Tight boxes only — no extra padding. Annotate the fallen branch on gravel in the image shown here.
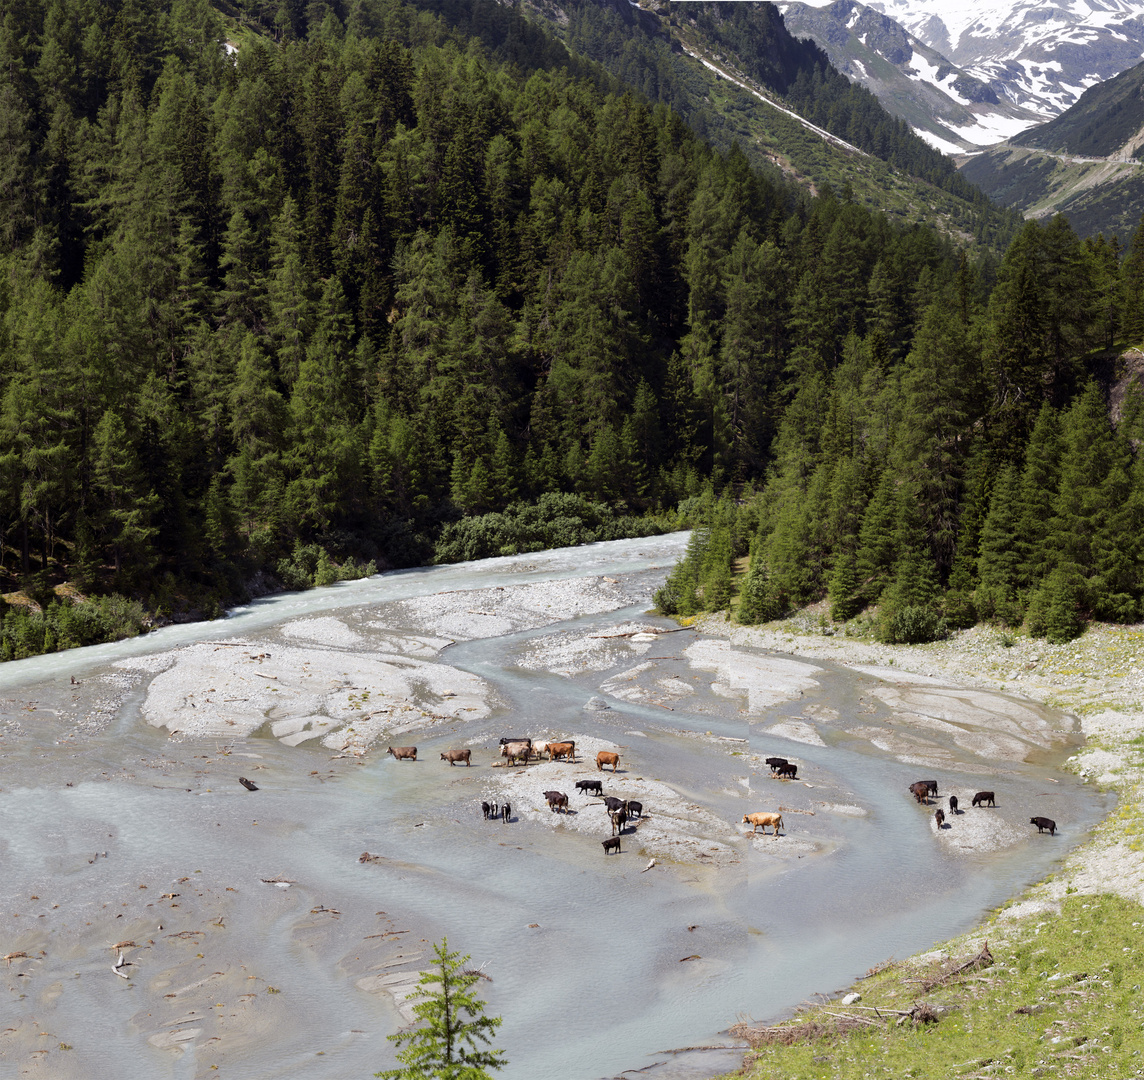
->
[906,942,993,994]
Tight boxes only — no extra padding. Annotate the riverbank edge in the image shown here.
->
[698,606,1144,1077]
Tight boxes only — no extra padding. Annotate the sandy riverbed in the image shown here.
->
[0,546,1115,1080]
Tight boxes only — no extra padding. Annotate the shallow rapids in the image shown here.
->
[0,534,1110,1080]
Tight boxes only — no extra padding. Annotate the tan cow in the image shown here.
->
[386,746,417,761]
[547,740,575,762]
[440,749,471,766]
[742,812,783,836]
[500,740,531,766]
[596,750,620,772]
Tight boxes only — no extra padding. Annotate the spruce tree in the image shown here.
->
[376,938,505,1080]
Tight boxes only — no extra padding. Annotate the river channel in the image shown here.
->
[0,533,1110,1080]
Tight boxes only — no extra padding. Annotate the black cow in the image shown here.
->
[923,780,938,798]
[765,757,789,773]
[776,763,798,780]
[949,795,959,814]
[603,796,626,814]
[481,801,492,820]
[935,808,945,828]
[1030,816,1056,835]
[499,737,531,748]
[502,803,511,823]
[626,800,643,819]
[602,836,621,854]
[576,779,603,797]
[972,791,996,807]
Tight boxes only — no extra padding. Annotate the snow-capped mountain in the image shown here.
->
[780,0,1144,150]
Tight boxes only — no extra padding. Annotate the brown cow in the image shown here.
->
[602,836,621,854]
[386,746,417,761]
[440,749,471,766]
[611,809,628,835]
[547,740,576,762]
[543,790,569,813]
[742,812,783,836]
[909,781,930,804]
[596,750,620,772]
[935,808,945,828]
[500,740,531,766]
[972,791,996,807]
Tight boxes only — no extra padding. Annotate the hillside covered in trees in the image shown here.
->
[0,0,1141,657]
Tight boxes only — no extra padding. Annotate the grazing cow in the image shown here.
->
[602,836,621,854]
[596,750,620,772]
[949,795,959,814]
[603,796,626,814]
[626,800,643,819]
[742,812,783,836]
[502,803,511,823]
[481,801,492,820]
[543,791,568,813]
[765,757,789,773]
[776,763,798,780]
[547,740,576,762]
[440,749,471,766]
[386,746,417,761]
[923,780,939,798]
[909,781,931,804]
[935,808,945,828]
[500,740,531,766]
[972,791,996,807]
[1031,816,1056,835]
[611,809,628,835]
[576,779,603,797]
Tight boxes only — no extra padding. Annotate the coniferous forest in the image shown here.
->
[3,0,1144,658]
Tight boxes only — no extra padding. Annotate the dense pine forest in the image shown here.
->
[1,0,1144,658]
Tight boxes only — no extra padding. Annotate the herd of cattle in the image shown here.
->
[908,777,1056,836]
[385,737,636,853]
[385,741,1060,852]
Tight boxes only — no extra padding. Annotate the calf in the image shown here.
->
[611,809,628,835]
[742,812,783,836]
[935,808,945,828]
[386,746,417,761]
[603,796,626,814]
[547,740,576,762]
[596,750,620,772]
[625,800,643,819]
[972,790,996,807]
[602,836,621,855]
[440,749,471,766]
[1030,816,1056,835]
[949,794,959,814]
[765,757,789,773]
[576,779,603,797]
[502,802,511,823]
[500,740,531,766]
[909,781,930,804]
[543,791,568,813]
[776,762,798,780]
